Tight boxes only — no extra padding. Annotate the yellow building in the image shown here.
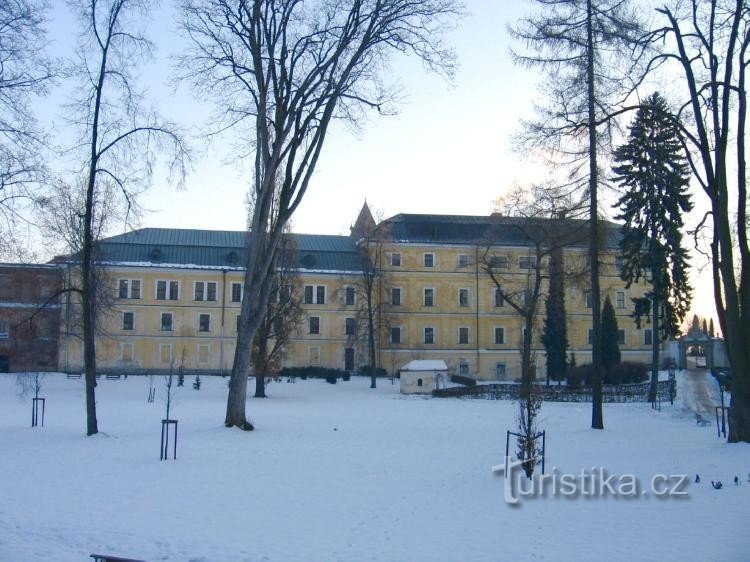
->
[58,208,653,380]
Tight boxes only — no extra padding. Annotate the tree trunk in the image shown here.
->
[226,334,253,429]
[586,0,603,430]
[254,338,267,398]
[368,300,377,389]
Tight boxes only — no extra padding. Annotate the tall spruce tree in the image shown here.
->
[612,92,692,401]
[601,295,621,373]
[541,244,568,384]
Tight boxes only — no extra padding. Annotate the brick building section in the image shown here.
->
[0,264,62,372]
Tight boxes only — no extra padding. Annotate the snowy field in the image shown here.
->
[0,372,747,562]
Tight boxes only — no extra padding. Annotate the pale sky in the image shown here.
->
[37,0,719,323]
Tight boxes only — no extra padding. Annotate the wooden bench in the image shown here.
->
[90,554,146,562]
[105,374,122,380]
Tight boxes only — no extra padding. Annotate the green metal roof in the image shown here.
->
[92,228,362,272]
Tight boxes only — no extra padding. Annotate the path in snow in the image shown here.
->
[682,367,720,421]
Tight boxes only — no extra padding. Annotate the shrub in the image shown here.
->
[359,365,387,377]
[450,374,477,387]
[565,364,595,388]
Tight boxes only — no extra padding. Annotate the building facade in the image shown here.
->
[0,264,62,372]
[57,208,653,380]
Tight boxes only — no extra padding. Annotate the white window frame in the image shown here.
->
[198,313,211,333]
[391,287,402,306]
[493,287,504,308]
[493,326,505,345]
[345,317,356,336]
[616,291,626,309]
[194,281,218,302]
[495,363,506,378]
[519,255,537,269]
[423,252,435,268]
[584,290,593,309]
[344,286,356,306]
[122,311,135,331]
[423,326,435,345]
[160,311,174,332]
[309,316,320,335]
[117,278,142,299]
[390,252,402,267]
[458,288,470,308]
[458,326,469,345]
[459,361,470,376]
[390,326,402,344]
[231,282,243,303]
[644,329,653,346]
[489,255,509,270]
[457,254,469,268]
[156,280,180,301]
[423,287,435,307]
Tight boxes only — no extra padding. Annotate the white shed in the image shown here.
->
[399,360,448,394]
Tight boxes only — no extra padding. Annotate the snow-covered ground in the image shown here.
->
[0,372,747,562]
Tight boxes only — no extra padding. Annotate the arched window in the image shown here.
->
[417,378,423,387]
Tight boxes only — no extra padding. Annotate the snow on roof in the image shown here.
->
[400,360,448,372]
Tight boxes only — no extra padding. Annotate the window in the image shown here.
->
[118,279,141,299]
[309,316,320,335]
[122,312,134,331]
[424,327,435,344]
[198,314,211,332]
[345,317,357,336]
[458,327,469,344]
[423,253,435,268]
[0,320,9,339]
[616,291,626,309]
[160,312,173,332]
[493,287,504,308]
[519,256,537,269]
[617,330,626,345]
[423,288,434,307]
[523,289,532,307]
[231,282,242,303]
[304,285,326,304]
[644,329,653,346]
[345,286,356,306]
[156,280,179,301]
[584,291,593,309]
[417,378,423,387]
[391,287,401,306]
[457,254,469,268]
[197,344,210,364]
[159,344,172,363]
[489,255,509,269]
[587,329,594,345]
[459,362,469,376]
[194,281,217,302]
[615,256,625,276]
[390,326,401,344]
[391,253,401,267]
[495,363,506,378]
[494,327,505,345]
[458,288,469,307]
[120,343,134,362]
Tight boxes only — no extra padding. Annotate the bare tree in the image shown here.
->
[511,0,647,429]
[649,0,750,442]
[67,0,188,436]
[0,0,53,258]
[252,238,304,398]
[180,0,463,430]
[480,186,587,391]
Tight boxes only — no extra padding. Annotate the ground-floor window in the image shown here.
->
[495,363,506,379]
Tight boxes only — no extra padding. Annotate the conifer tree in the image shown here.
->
[613,92,692,401]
